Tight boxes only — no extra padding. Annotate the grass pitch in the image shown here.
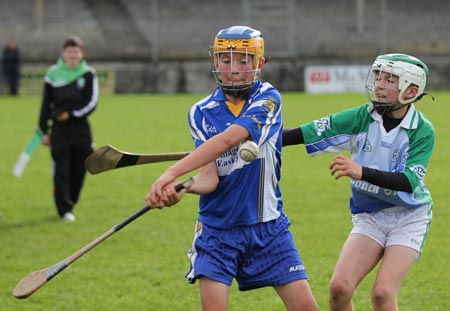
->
[1,92,449,310]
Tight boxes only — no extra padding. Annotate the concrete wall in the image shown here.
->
[90,57,450,94]
[4,0,450,93]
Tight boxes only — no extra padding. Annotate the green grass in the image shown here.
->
[1,92,449,310]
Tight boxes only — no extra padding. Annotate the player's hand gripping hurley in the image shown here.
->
[12,177,194,299]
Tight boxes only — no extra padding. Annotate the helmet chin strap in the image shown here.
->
[372,91,435,115]
[220,83,253,97]
[417,92,435,102]
[372,101,405,115]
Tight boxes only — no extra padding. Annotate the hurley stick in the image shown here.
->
[85,144,189,174]
[12,177,194,299]
[12,129,43,177]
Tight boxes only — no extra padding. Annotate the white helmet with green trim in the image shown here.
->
[366,53,429,114]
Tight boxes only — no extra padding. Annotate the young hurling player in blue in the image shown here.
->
[146,26,319,311]
[283,54,435,311]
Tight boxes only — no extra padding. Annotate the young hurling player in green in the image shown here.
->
[283,54,434,311]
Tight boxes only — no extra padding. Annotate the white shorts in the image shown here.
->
[351,204,432,256]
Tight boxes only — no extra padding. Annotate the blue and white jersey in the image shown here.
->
[188,81,283,229]
[301,103,434,214]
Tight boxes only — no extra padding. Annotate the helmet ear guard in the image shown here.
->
[210,26,265,97]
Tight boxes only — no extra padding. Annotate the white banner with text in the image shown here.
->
[304,65,367,93]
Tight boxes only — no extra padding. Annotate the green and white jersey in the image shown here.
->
[301,103,434,214]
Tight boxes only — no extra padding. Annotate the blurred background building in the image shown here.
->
[1,0,449,94]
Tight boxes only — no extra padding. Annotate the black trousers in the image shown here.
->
[4,72,18,95]
[51,141,93,217]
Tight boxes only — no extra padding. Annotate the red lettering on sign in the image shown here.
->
[309,71,330,82]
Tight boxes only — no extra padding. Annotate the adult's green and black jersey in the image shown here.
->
[37,58,98,217]
[38,58,98,137]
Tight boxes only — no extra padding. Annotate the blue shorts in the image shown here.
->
[185,213,309,291]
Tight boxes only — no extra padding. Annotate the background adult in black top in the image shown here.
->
[38,35,98,222]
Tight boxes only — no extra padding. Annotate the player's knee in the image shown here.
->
[329,277,354,301]
[371,282,396,308]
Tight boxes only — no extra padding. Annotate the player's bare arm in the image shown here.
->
[148,162,219,209]
[147,124,249,205]
[186,162,219,195]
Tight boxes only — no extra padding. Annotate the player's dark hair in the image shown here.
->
[63,35,84,49]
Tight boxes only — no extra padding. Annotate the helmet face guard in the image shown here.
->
[210,26,264,97]
[365,53,428,115]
